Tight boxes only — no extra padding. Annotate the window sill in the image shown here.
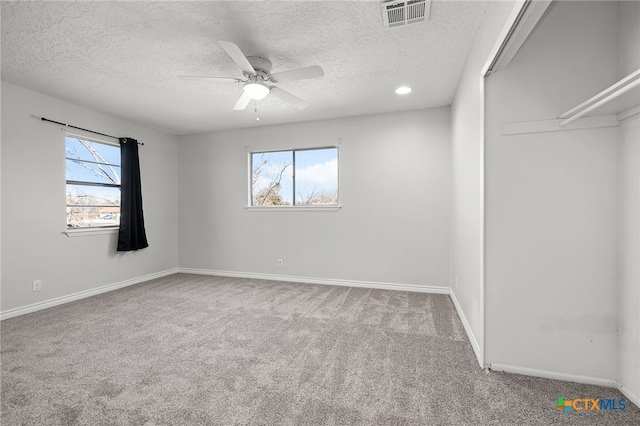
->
[63,227,119,238]
[245,205,341,212]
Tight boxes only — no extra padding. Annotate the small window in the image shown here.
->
[251,147,338,206]
[65,136,121,228]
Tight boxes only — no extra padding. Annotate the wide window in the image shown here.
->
[251,147,338,206]
[65,136,121,228]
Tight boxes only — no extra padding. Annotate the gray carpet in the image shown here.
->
[1,274,638,425]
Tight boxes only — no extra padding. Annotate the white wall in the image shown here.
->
[484,1,620,382]
[618,113,640,402]
[178,109,451,288]
[1,82,179,314]
[619,0,640,77]
[450,0,516,365]
[617,0,640,405]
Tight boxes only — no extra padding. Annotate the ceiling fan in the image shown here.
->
[180,41,324,111]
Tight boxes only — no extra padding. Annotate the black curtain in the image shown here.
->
[117,138,148,251]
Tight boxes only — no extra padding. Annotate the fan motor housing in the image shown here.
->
[245,56,272,81]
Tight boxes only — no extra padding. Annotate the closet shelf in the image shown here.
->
[559,69,640,126]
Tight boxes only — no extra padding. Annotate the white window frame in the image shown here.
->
[247,146,341,211]
[63,132,122,237]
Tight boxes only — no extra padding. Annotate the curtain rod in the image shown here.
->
[40,117,144,145]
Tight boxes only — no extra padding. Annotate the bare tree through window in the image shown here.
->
[65,136,121,227]
[251,148,338,206]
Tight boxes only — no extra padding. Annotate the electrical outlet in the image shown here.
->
[32,280,42,292]
[277,259,283,267]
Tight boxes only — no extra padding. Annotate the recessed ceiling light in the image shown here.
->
[395,86,412,95]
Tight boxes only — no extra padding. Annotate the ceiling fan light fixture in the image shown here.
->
[395,86,412,95]
[243,82,270,100]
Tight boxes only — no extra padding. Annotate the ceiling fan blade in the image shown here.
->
[269,87,309,109]
[178,75,243,83]
[218,41,256,75]
[233,91,253,111]
[270,65,324,83]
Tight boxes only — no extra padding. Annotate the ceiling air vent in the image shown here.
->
[382,0,431,28]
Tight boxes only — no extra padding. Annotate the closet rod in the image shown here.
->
[558,69,640,127]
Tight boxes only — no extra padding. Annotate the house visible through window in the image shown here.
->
[65,136,121,228]
[251,147,338,206]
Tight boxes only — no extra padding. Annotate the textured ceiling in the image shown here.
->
[1,1,487,135]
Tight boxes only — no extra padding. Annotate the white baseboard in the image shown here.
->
[449,289,483,368]
[178,268,450,294]
[489,363,617,388]
[0,268,179,321]
[618,384,640,409]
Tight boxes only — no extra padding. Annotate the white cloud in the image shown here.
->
[296,158,337,187]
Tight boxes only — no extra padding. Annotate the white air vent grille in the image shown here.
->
[382,0,431,28]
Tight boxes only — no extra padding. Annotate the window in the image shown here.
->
[65,136,121,228]
[251,147,338,206]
